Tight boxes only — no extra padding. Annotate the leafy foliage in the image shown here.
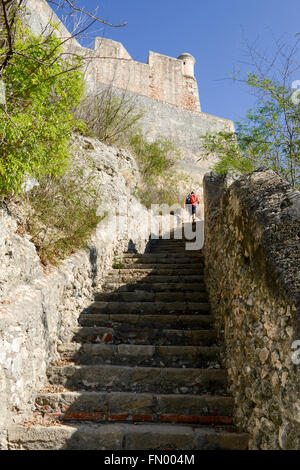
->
[24,155,102,265]
[200,73,300,187]
[0,23,85,196]
[129,132,185,207]
[130,132,179,179]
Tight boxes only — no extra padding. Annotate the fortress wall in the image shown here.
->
[95,57,151,97]
[90,83,233,174]
[93,40,201,112]
[0,137,158,448]
[23,0,80,48]
[147,51,187,108]
[87,82,233,212]
[94,38,132,60]
[22,0,230,149]
[182,75,201,112]
[22,0,234,198]
[203,170,300,450]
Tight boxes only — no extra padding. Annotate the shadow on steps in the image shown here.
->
[13,226,248,450]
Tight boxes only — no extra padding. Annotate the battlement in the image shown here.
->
[23,1,202,112]
[23,0,234,171]
[93,38,201,112]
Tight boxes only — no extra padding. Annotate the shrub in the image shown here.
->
[130,132,179,180]
[0,24,85,196]
[77,86,144,145]
[128,132,188,208]
[24,155,102,265]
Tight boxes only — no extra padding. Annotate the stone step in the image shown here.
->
[78,313,213,329]
[57,343,220,368]
[47,364,227,394]
[95,291,208,302]
[123,253,204,259]
[149,239,188,243]
[70,326,217,346]
[121,258,204,266]
[8,423,249,450]
[150,248,200,253]
[149,242,192,246]
[149,241,195,244]
[151,239,199,242]
[149,241,195,247]
[35,391,232,424]
[108,268,204,275]
[149,242,200,248]
[101,282,206,292]
[106,274,205,283]
[88,300,210,314]
[114,263,204,270]
[149,246,191,251]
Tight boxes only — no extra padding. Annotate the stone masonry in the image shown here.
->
[23,0,234,179]
[7,228,249,450]
[24,1,201,113]
[92,39,201,112]
[203,170,300,450]
[5,0,300,451]
[0,137,155,448]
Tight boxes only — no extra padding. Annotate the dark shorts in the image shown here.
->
[192,205,196,214]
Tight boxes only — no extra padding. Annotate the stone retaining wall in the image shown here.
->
[0,203,153,449]
[0,136,157,449]
[203,169,300,449]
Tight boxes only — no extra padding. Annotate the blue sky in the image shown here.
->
[55,0,300,123]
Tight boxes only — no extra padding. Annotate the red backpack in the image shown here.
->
[190,194,197,204]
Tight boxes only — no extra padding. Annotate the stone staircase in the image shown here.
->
[8,235,248,450]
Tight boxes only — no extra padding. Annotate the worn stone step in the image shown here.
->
[106,274,205,284]
[121,258,204,266]
[57,342,220,367]
[150,251,202,256]
[101,282,206,292]
[47,364,227,394]
[88,300,210,314]
[156,241,200,245]
[114,263,204,270]
[149,243,191,247]
[35,391,233,424]
[149,239,188,243]
[123,253,204,259]
[108,268,204,275]
[70,326,217,346]
[78,313,213,329]
[149,239,199,244]
[150,248,195,253]
[149,243,201,249]
[95,291,208,302]
[8,423,249,450]
[151,241,200,245]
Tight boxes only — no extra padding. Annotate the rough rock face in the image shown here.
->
[0,136,155,448]
[0,209,43,299]
[70,134,141,202]
[203,169,300,450]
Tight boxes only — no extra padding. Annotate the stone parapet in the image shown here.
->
[203,169,300,449]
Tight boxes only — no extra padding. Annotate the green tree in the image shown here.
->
[200,41,300,187]
[0,24,85,195]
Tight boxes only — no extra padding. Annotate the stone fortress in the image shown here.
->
[92,38,201,113]
[24,0,234,178]
[0,0,299,451]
